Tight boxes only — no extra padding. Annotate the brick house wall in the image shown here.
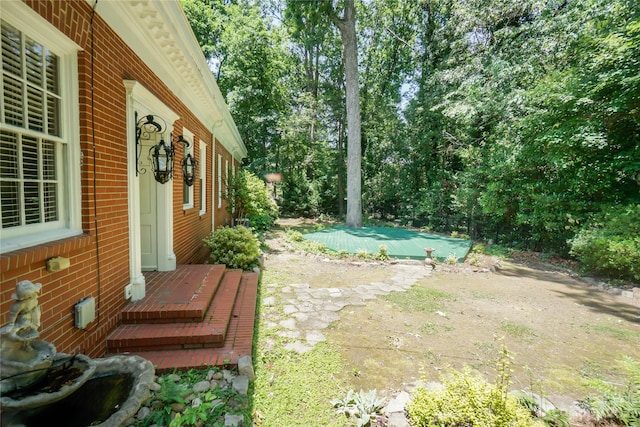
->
[0,1,244,358]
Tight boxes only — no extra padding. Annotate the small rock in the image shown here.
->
[384,391,411,414]
[232,375,250,395]
[149,381,162,392]
[222,369,235,382]
[211,371,224,381]
[387,412,410,427]
[136,406,151,420]
[238,355,255,381]
[170,402,185,413]
[262,296,276,306]
[193,380,211,393]
[225,413,245,427]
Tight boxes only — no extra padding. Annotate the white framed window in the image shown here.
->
[199,139,206,216]
[0,5,81,254]
[217,154,222,208]
[224,158,229,204]
[182,128,194,210]
[231,161,236,214]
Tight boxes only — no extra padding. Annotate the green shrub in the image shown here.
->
[204,226,260,271]
[284,229,304,242]
[374,244,390,261]
[225,170,279,232]
[407,348,543,427]
[445,254,458,264]
[472,243,487,254]
[569,204,640,281]
[583,356,640,426]
[407,369,541,427]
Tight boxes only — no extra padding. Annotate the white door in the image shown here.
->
[139,140,158,271]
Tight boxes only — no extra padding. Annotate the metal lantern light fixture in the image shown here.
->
[178,135,197,187]
[149,137,174,184]
[136,114,175,184]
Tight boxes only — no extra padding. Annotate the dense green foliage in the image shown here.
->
[406,368,542,427]
[139,370,249,427]
[204,226,260,271]
[225,169,279,232]
[407,348,545,427]
[182,0,640,276]
[569,204,640,281]
[584,356,640,426]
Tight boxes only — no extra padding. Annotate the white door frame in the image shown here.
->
[124,80,179,300]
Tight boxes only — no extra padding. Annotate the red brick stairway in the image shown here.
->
[105,264,258,374]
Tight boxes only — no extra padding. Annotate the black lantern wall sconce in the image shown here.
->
[135,113,197,185]
[136,113,174,184]
[178,135,198,187]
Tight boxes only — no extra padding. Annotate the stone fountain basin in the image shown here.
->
[1,355,154,427]
[1,353,95,410]
[0,340,57,395]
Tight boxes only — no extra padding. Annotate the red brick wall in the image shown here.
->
[0,0,235,358]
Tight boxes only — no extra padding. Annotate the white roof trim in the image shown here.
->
[91,0,246,159]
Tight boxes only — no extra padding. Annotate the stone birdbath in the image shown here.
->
[424,247,436,269]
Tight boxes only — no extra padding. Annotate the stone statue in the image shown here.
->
[3,280,43,343]
[1,280,55,394]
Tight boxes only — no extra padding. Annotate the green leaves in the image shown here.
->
[183,0,640,271]
[204,226,260,271]
[332,389,386,427]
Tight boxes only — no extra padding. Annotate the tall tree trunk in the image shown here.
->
[331,0,362,228]
[337,119,345,216]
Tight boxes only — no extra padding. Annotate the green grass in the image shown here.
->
[500,320,537,341]
[251,267,348,426]
[591,324,640,343]
[382,286,453,313]
[252,341,347,426]
[419,321,454,335]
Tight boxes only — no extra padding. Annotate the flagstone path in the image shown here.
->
[261,262,432,354]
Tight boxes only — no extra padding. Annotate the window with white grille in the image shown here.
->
[217,154,222,208]
[199,140,206,215]
[0,7,81,253]
[182,128,194,210]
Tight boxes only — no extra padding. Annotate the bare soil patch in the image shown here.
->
[262,218,640,415]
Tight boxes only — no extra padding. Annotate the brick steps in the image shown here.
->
[127,273,258,373]
[120,264,226,324]
[105,266,258,373]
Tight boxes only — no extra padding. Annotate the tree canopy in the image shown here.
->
[182,0,639,259]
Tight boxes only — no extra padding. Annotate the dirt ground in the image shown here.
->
[263,218,640,410]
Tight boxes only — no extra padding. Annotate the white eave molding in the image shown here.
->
[89,0,247,160]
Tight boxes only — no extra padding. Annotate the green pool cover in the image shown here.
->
[303,226,472,261]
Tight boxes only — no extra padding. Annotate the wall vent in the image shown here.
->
[75,297,95,329]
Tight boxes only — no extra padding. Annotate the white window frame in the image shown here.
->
[224,158,229,206]
[0,3,81,254]
[231,161,236,214]
[199,139,206,216]
[182,128,194,210]
[217,154,222,209]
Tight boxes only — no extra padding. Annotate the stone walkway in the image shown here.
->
[262,262,431,355]
[261,261,432,426]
